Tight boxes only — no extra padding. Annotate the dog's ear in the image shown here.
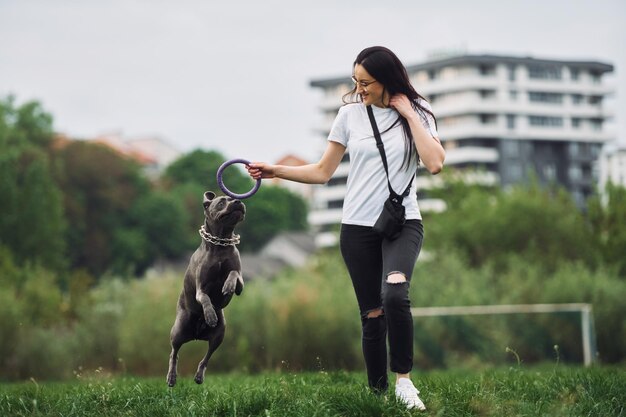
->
[203,191,216,208]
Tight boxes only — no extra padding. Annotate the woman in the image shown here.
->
[247,46,444,411]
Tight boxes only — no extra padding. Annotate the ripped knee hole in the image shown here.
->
[366,308,384,318]
[386,272,407,284]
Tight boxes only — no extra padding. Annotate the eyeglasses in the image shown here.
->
[351,76,378,89]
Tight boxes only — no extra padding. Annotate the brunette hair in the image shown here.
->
[342,46,437,169]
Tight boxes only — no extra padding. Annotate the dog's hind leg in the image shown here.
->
[167,313,193,387]
[194,310,226,384]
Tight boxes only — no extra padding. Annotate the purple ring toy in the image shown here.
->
[217,158,261,199]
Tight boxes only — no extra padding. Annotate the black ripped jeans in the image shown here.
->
[340,220,424,392]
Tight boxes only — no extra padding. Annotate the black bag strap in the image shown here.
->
[366,105,412,199]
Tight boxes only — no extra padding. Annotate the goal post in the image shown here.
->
[410,303,597,366]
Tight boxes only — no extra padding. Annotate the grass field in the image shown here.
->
[1,366,624,416]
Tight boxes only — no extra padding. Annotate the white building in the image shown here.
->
[599,142,626,189]
[93,133,181,178]
[309,54,614,245]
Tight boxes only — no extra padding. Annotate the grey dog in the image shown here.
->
[166,191,245,387]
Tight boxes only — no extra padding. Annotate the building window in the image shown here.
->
[590,72,601,84]
[569,165,582,181]
[502,140,520,156]
[480,89,496,100]
[528,116,563,127]
[506,162,523,181]
[508,65,516,81]
[509,90,518,100]
[572,94,584,105]
[528,91,563,104]
[571,118,581,128]
[327,199,344,209]
[569,142,580,157]
[480,114,497,125]
[590,118,602,131]
[528,65,562,80]
[582,163,592,181]
[570,68,579,80]
[506,115,516,129]
[479,65,496,76]
[590,144,601,158]
[572,189,585,206]
[428,70,437,80]
[543,163,557,181]
[588,95,602,105]
[327,176,347,186]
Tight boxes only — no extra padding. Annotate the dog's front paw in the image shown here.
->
[222,279,236,295]
[204,307,218,327]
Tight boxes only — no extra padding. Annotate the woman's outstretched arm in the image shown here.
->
[247,141,346,184]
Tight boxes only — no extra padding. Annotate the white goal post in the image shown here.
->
[411,303,597,366]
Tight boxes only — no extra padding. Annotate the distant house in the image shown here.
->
[93,133,181,178]
[53,132,181,178]
[271,154,314,202]
[241,231,317,280]
[52,133,157,169]
[146,231,317,280]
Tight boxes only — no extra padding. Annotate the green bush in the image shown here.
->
[222,253,361,373]
[10,326,77,380]
[117,274,182,376]
[0,286,22,374]
[410,249,626,368]
[72,278,128,372]
[425,181,597,271]
[539,263,626,363]
[2,247,625,381]
[109,254,362,378]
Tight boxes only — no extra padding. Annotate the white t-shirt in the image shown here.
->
[328,99,438,226]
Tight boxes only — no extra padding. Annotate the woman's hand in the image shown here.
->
[390,94,445,174]
[246,162,276,180]
[388,94,415,120]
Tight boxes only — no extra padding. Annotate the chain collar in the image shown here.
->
[199,225,240,247]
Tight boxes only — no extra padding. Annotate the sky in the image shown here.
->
[1,0,625,163]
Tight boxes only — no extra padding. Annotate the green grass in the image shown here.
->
[1,367,624,416]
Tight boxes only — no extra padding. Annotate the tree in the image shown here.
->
[0,95,54,149]
[161,149,309,252]
[110,191,191,275]
[588,183,626,277]
[0,97,66,271]
[51,141,150,276]
[162,149,251,194]
[426,179,596,271]
[239,185,309,251]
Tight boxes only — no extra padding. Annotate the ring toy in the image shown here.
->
[217,158,261,199]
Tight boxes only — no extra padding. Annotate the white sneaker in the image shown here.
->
[395,378,426,411]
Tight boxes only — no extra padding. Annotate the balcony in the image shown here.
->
[440,122,613,142]
[444,147,499,165]
[420,75,502,95]
[433,97,610,119]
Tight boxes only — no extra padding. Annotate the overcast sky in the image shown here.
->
[1,0,625,163]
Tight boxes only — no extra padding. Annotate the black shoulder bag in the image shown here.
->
[367,105,412,240]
